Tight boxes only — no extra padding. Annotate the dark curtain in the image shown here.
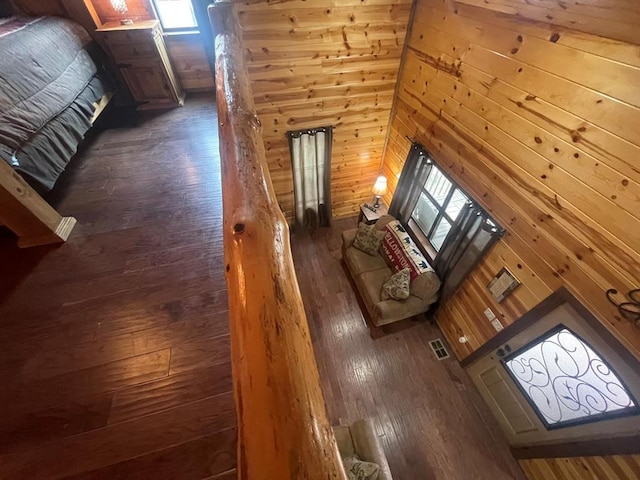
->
[287,126,333,229]
[192,0,216,79]
[388,143,432,223]
[434,202,504,302]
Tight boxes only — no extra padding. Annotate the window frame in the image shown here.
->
[406,155,500,262]
[150,0,200,34]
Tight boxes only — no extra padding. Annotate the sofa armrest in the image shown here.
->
[341,228,357,250]
[349,419,393,480]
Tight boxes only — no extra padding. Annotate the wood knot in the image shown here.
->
[233,223,245,234]
[550,33,560,43]
[534,136,542,144]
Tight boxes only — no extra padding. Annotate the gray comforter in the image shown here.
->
[0,16,107,191]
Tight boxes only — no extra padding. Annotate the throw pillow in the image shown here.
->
[343,457,380,480]
[381,267,410,301]
[353,222,386,256]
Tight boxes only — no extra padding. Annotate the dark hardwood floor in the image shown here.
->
[292,221,527,480]
[0,95,236,479]
[1,94,523,479]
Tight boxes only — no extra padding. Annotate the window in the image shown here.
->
[411,165,468,251]
[151,0,198,32]
[410,162,496,253]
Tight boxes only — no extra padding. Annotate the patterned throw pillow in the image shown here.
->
[343,457,380,480]
[353,222,386,256]
[381,220,432,281]
[380,267,411,301]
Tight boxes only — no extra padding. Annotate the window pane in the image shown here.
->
[154,0,198,29]
[412,192,438,236]
[445,188,469,221]
[504,327,637,429]
[425,166,452,207]
[431,217,451,251]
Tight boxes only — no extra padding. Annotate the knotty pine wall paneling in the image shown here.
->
[520,455,640,480]
[164,35,215,91]
[232,0,413,221]
[381,0,640,367]
[381,5,640,474]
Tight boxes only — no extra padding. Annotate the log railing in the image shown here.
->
[209,2,347,479]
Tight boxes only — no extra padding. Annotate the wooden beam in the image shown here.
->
[0,160,77,248]
[210,2,346,479]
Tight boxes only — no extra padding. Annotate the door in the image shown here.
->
[467,297,640,447]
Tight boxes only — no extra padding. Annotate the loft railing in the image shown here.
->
[208,2,347,479]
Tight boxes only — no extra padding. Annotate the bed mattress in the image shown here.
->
[0,16,109,191]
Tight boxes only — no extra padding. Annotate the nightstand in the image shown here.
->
[358,202,388,225]
[96,20,185,109]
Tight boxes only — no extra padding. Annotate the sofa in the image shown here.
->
[342,215,441,327]
[333,418,393,480]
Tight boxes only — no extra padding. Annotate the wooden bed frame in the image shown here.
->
[0,92,112,248]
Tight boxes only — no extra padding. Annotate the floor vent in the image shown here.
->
[429,339,450,360]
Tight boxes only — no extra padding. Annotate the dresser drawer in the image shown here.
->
[109,42,157,62]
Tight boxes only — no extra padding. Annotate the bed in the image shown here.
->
[0,14,112,192]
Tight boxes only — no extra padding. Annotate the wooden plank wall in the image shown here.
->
[232,0,412,221]
[520,455,640,479]
[381,1,640,477]
[164,35,215,91]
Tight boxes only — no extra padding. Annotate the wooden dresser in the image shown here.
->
[97,20,185,109]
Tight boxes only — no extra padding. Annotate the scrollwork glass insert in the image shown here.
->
[503,326,638,429]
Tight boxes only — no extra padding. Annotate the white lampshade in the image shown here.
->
[372,175,388,196]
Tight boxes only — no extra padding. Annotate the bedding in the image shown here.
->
[0,15,109,191]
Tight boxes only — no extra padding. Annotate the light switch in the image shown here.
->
[491,318,504,332]
[484,308,496,321]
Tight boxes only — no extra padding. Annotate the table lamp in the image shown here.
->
[371,175,388,208]
[110,0,134,25]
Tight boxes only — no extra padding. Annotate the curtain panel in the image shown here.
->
[434,202,503,302]
[388,143,432,223]
[287,127,333,229]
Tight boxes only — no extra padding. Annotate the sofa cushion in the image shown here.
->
[353,222,386,256]
[343,457,380,480]
[381,220,432,281]
[359,268,393,305]
[345,244,389,276]
[380,268,410,301]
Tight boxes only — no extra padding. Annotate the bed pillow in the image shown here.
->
[353,222,386,256]
[381,268,410,301]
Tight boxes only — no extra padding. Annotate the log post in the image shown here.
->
[209,2,347,479]
[0,160,76,248]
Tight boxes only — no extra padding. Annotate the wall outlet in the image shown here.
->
[491,318,504,332]
[484,308,496,321]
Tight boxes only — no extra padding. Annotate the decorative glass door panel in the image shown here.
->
[503,325,638,429]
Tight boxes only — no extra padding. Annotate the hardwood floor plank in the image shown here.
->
[0,393,235,480]
[63,429,237,480]
[169,332,231,376]
[109,363,233,424]
[0,349,171,413]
